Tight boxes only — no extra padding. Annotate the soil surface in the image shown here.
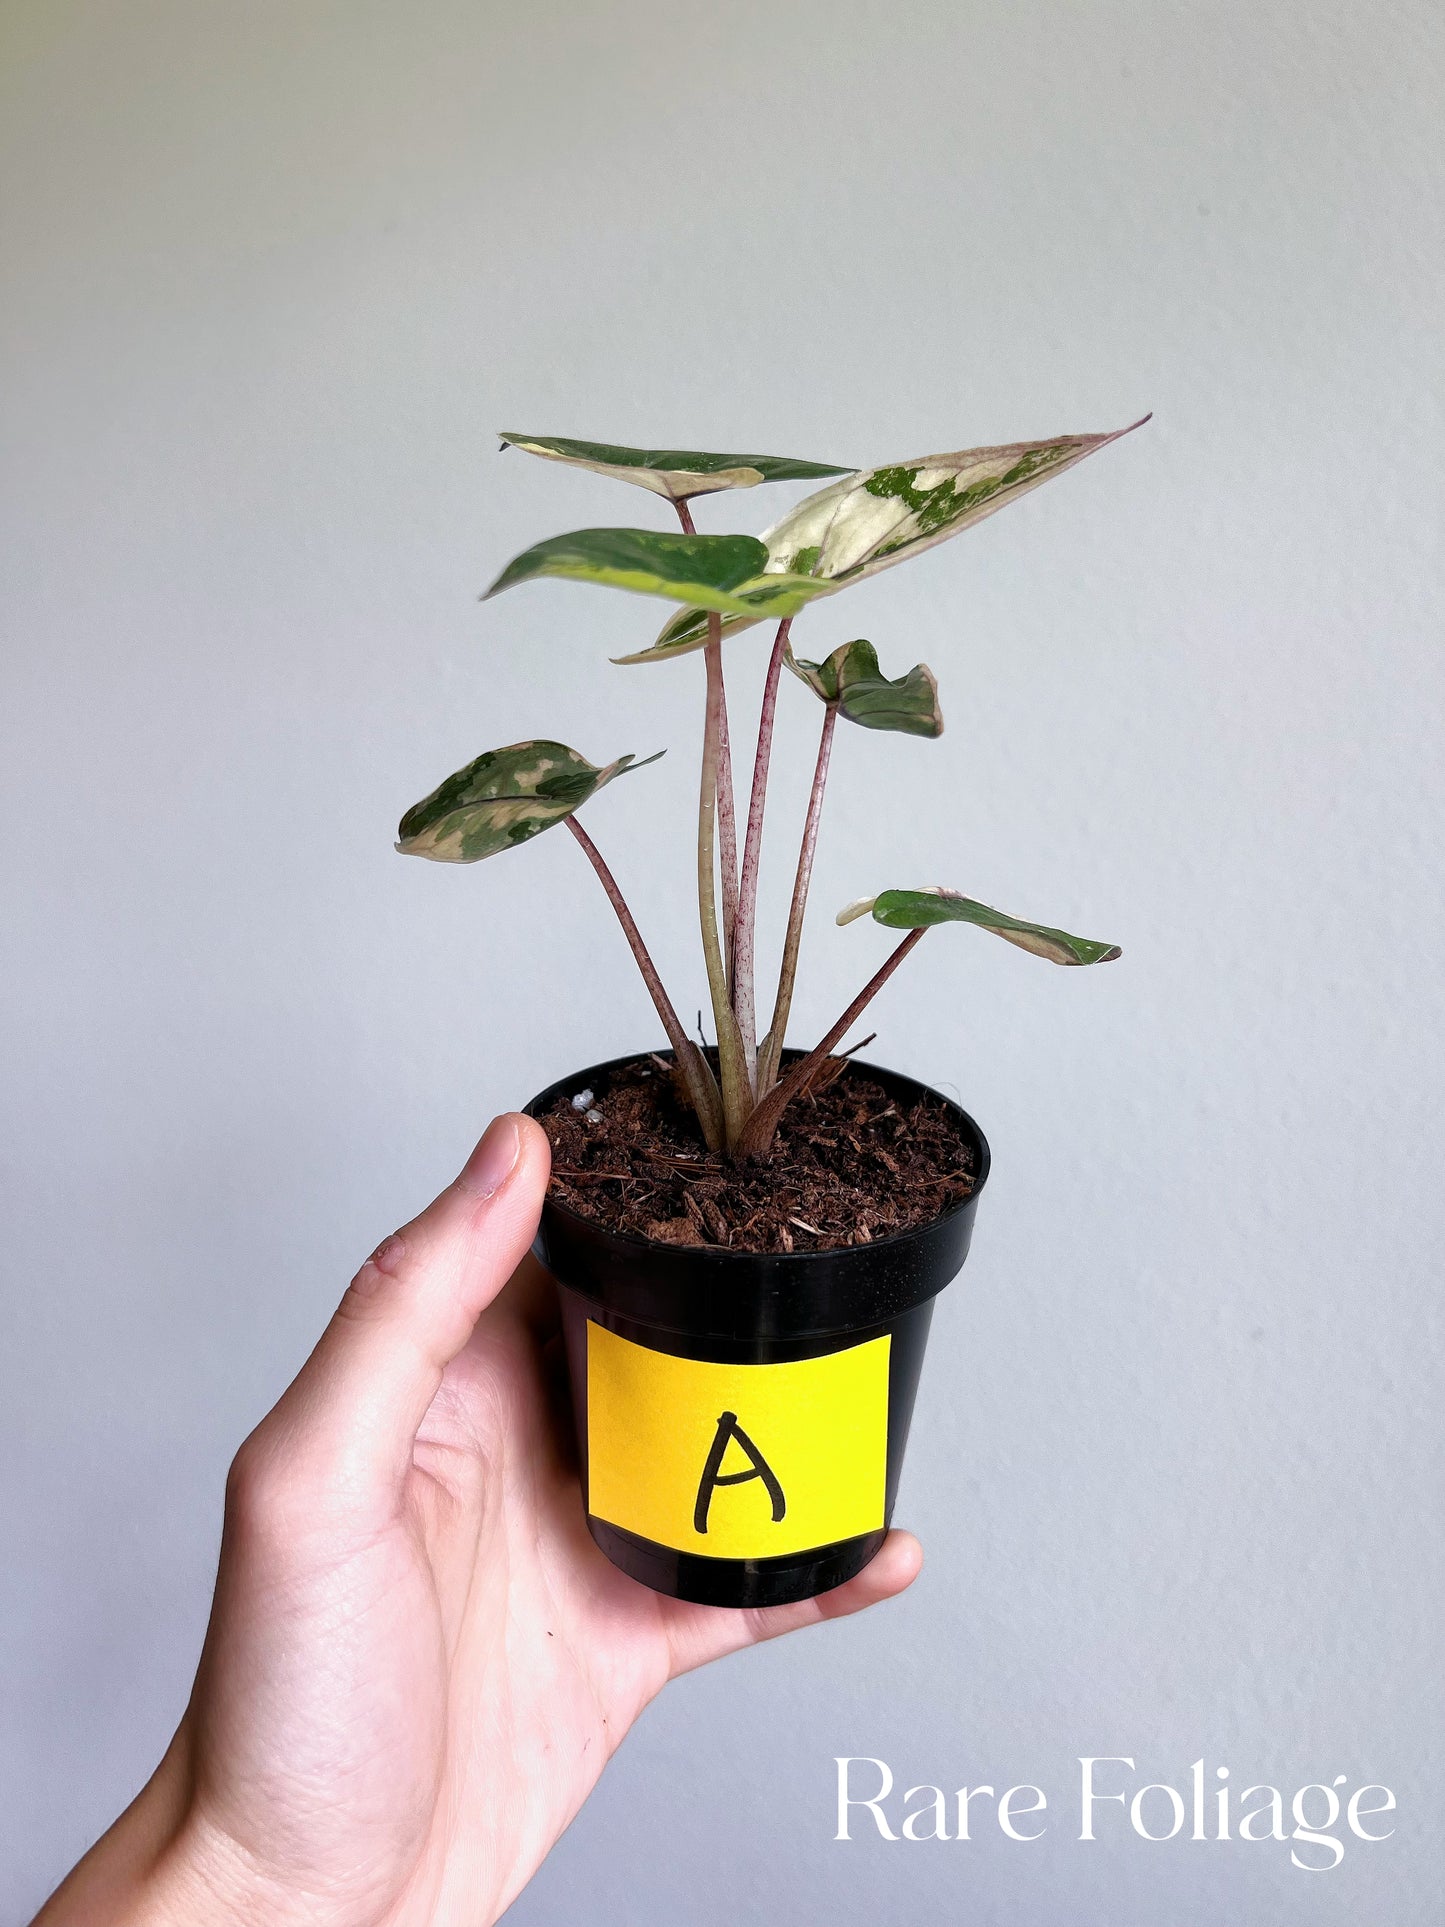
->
[537,1054,977,1254]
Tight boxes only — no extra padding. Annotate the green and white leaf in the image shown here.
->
[483,527,831,620]
[786,638,942,737]
[397,741,661,864]
[630,416,1150,662]
[498,433,851,502]
[837,887,1121,965]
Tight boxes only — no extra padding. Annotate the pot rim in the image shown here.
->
[524,1047,991,1267]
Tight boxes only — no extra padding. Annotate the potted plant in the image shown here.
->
[397,420,1146,1607]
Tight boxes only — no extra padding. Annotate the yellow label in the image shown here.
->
[585,1321,890,1559]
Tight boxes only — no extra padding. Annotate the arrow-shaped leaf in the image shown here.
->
[786,638,942,737]
[498,433,851,501]
[837,887,1120,965]
[483,527,830,620]
[629,416,1150,662]
[397,741,661,864]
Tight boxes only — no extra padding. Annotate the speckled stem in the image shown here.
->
[697,614,752,1145]
[758,700,837,1094]
[566,816,723,1148]
[675,495,738,969]
[738,929,926,1158]
[733,617,792,1083]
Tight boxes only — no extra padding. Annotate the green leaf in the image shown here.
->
[786,638,942,737]
[498,433,851,501]
[396,740,661,864]
[838,887,1121,965]
[482,527,829,620]
[628,416,1151,662]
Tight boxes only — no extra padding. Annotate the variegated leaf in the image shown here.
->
[786,638,942,737]
[483,527,829,620]
[397,741,661,864]
[498,433,850,501]
[838,887,1120,965]
[630,416,1150,662]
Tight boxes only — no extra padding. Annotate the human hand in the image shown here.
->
[40,1114,921,1927]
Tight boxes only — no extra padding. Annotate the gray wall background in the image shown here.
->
[2,2,1441,1921]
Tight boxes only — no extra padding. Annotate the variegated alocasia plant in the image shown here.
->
[398,420,1147,1157]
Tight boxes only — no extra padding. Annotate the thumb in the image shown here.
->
[262,1113,552,1504]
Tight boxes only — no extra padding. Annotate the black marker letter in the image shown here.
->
[693,1410,786,1534]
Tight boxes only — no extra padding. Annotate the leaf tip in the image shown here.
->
[836,896,877,926]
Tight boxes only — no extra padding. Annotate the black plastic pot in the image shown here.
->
[524,1052,990,1609]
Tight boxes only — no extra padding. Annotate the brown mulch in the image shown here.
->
[537,1053,976,1254]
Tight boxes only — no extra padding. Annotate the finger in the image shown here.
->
[660,1530,924,1678]
[257,1113,551,1504]
[486,1249,563,1345]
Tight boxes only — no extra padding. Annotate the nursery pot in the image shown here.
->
[524,1053,991,1609]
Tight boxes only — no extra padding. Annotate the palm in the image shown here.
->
[396,1254,681,1923]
